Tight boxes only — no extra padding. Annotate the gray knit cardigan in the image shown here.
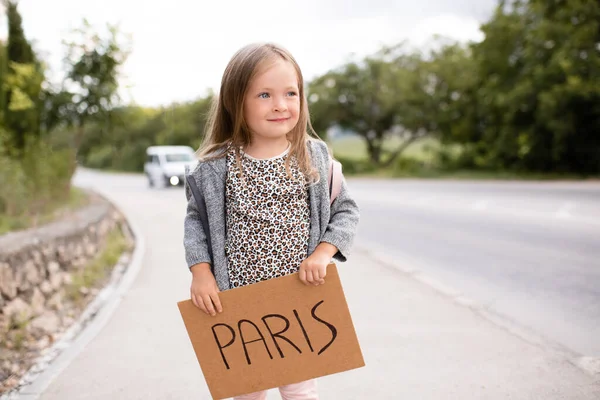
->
[183,139,360,291]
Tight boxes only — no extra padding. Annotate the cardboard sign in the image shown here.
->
[177,263,365,399]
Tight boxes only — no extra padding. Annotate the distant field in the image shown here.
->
[329,135,440,161]
[327,134,591,180]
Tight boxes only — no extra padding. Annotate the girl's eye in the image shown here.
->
[259,93,270,99]
[287,91,298,97]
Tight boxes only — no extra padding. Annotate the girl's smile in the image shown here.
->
[267,117,291,122]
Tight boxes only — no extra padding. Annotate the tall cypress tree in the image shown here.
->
[3,0,43,152]
[0,40,7,126]
[6,1,34,64]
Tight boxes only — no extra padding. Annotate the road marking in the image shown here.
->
[354,194,600,228]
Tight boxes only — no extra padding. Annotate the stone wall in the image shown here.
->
[0,190,133,338]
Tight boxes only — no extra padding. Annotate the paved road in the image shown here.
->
[11,169,600,400]
[350,178,600,356]
[77,171,600,357]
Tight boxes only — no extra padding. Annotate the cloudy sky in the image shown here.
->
[13,0,497,107]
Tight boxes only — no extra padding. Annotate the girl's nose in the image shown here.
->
[273,97,288,112]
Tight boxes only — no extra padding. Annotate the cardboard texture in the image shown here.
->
[177,263,365,399]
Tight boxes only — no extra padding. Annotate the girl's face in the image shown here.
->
[243,59,300,143]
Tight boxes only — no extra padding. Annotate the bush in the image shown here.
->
[0,155,27,216]
[0,133,76,229]
[336,156,378,175]
[390,156,442,177]
[86,145,115,169]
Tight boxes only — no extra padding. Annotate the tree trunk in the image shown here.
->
[74,121,85,154]
[366,139,382,166]
[71,121,85,175]
[381,136,420,168]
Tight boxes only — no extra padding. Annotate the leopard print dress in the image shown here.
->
[225,144,310,288]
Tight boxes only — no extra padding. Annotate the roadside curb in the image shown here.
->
[354,241,600,377]
[1,189,146,400]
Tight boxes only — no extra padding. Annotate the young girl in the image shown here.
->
[183,42,360,400]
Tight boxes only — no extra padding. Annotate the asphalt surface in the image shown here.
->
[349,178,600,356]
[8,169,599,400]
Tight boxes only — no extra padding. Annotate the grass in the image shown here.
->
[1,312,31,351]
[0,187,89,235]
[11,331,25,351]
[388,168,588,180]
[329,135,594,181]
[66,226,131,305]
[330,135,440,162]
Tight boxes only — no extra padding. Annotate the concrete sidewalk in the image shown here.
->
[23,249,600,400]
[7,172,600,400]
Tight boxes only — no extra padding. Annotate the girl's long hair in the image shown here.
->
[197,42,321,182]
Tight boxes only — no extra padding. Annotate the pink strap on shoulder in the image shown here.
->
[328,159,343,205]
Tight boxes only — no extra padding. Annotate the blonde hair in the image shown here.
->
[197,42,321,182]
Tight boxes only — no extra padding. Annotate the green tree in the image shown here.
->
[308,50,410,166]
[470,0,600,173]
[74,94,213,172]
[309,44,468,167]
[40,88,77,134]
[384,42,480,167]
[420,42,478,145]
[524,0,600,173]
[0,40,7,125]
[2,0,44,151]
[58,19,130,153]
[153,95,213,148]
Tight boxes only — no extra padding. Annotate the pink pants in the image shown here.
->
[233,379,318,400]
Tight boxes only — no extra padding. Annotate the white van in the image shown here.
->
[143,145,197,188]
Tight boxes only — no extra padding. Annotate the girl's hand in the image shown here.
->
[299,243,338,286]
[190,263,222,316]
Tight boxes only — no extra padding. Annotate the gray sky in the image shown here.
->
[11,0,497,107]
